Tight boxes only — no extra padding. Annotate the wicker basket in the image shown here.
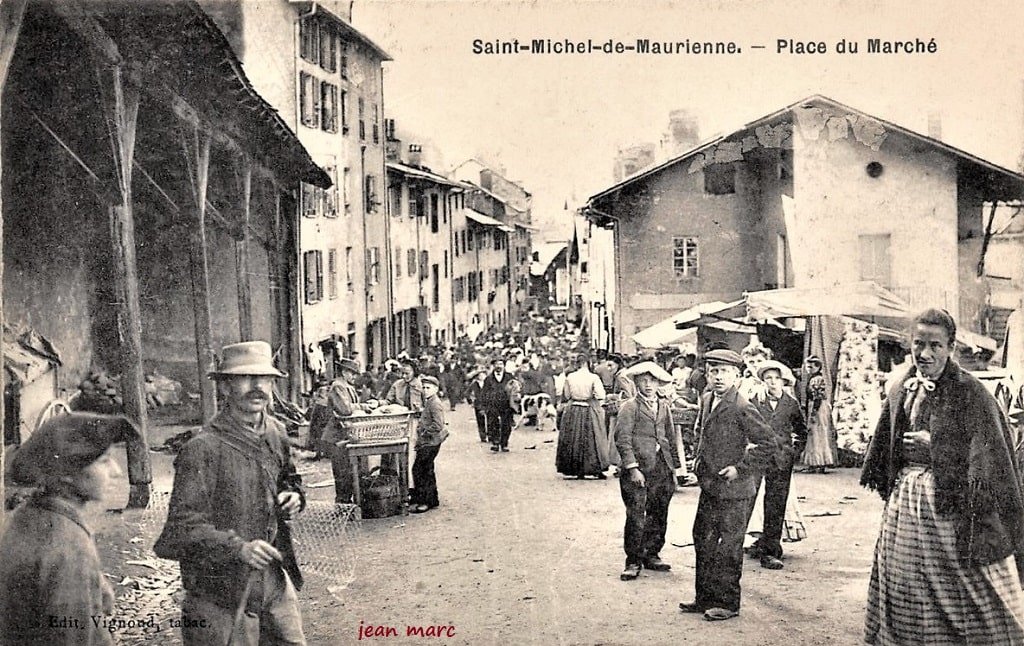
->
[338,411,413,443]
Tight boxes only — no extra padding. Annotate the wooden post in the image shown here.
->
[235,157,253,340]
[182,127,217,422]
[0,0,26,520]
[105,66,150,507]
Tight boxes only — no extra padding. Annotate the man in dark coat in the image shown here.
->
[482,357,516,452]
[745,360,807,570]
[679,349,774,622]
[155,341,307,645]
[615,362,680,581]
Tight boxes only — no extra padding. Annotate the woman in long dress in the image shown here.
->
[800,355,837,472]
[556,354,610,479]
[860,308,1024,644]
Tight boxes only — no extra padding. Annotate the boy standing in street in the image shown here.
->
[679,349,774,622]
[410,375,449,513]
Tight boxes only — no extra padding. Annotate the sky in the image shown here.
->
[352,0,1024,240]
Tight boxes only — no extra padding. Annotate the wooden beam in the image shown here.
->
[235,156,253,340]
[105,66,150,508]
[182,127,217,422]
[0,0,27,519]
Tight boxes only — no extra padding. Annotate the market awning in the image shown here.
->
[745,282,909,320]
[632,318,697,349]
[673,299,748,330]
[633,300,745,348]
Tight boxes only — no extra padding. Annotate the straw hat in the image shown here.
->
[622,361,673,383]
[756,360,796,385]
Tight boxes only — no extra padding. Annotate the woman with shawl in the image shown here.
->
[800,355,837,472]
[861,308,1024,644]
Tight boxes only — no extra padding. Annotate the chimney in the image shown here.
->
[927,112,942,141]
[407,144,423,168]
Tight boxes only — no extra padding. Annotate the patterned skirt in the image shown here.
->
[865,466,1024,645]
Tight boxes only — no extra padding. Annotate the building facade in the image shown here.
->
[586,96,1024,354]
[203,0,391,376]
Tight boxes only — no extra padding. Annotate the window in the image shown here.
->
[372,103,379,143]
[443,250,448,278]
[467,229,474,251]
[704,164,736,195]
[454,277,465,302]
[365,175,378,213]
[442,194,448,224]
[358,97,365,140]
[493,233,501,251]
[318,23,336,72]
[299,18,319,63]
[303,250,323,303]
[462,230,467,253]
[395,247,402,277]
[327,249,338,299]
[467,273,478,301]
[367,247,380,285]
[345,247,353,292]
[672,236,699,278]
[320,82,338,133]
[340,41,349,79]
[301,183,317,218]
[859,234,891,287]
[389,185,402,217]
[299,73,319,128]
[407,249,417,276]
[340,90,349,133]
[420,250,429,280]
[342,167,351,212]
[430,195,439,233]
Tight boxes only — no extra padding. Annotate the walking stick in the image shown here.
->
[225,569,258,646]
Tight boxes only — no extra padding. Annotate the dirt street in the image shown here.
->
[84,401,885,646]
[297,403,884,646]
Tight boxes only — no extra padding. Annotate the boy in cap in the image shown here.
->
[0,413,136,645]
[320,357,363,505]
[746,360,807,570]
[410,375,449,513]
[155,341,307,645]
[680,349,774,621]
[614,362,680,581]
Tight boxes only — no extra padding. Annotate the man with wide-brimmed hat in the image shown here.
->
[615,361,680,581]
[155,341,307,645]
[680,349,774,622]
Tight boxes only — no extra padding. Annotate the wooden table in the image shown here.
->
[342,438,409,512]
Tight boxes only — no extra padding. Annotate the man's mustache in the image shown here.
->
[245,391,269,400]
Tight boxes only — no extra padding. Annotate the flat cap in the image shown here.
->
[420,375,440,387]
[10,413,138,485]
[704,349,744,367]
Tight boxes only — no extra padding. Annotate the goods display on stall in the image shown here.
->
[830,317,882,461]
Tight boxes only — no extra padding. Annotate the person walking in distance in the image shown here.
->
[679,349,774,622]
[467,368,490,442]
[155,341,307,645]
[482,357,516,452]
[615,362,680,581]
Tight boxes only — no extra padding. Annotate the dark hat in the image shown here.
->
[421,375,440,387]
[337,357,362,374]
[10,413,138,485]
[805,355,823,366]
[704,349,744,368]
[208,341,286,378]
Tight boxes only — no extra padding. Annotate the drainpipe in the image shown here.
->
[361,144,369,360]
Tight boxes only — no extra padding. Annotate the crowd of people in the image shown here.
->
[3,307,1023,644]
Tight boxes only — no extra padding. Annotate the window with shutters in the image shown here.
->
[859,234,891,287]
[372,103,379,143]
[430,195,439,233]
[340,90,349,133]
[367,247,380,285]
[301,183,317,218]
[364,175,378,213]
[467,229,474,251]
[342,167,351,213]
[389,185,402,218]
[299,18,319,63]
[340,41,349,79]
[345,247,353,292]
[304,250,323,304]
[320,82,338,133]
[319,22,336,72]
[322,166,338,218]
[394,247,402,277]
[407,249,416,276]
[358,97,365,140]
[299,72,319,128]
[327,249,338,299]
[419,250,429,281]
